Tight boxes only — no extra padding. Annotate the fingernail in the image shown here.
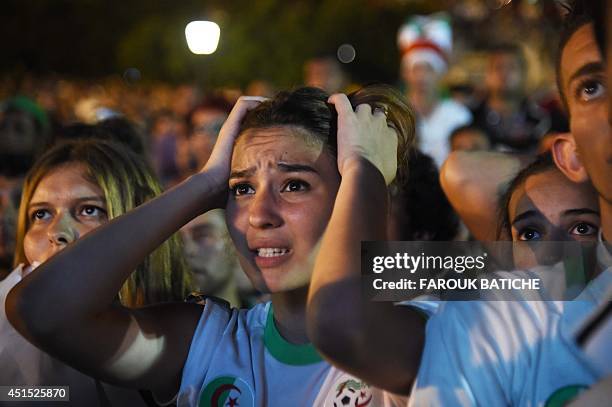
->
[241,96,268,102]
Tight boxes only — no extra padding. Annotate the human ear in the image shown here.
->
[551,133,589,182]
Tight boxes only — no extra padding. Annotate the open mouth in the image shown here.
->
[252,247,292,268]
[256,248,290,257]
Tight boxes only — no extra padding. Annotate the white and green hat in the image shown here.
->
[397,13,452,75]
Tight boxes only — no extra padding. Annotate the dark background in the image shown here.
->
[1,0,446,87]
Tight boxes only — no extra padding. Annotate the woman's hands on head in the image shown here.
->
[328,93,398,185]
[200,96,266,206]
[308,93,423,395]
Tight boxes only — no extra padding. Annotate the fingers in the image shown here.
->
[221,96,267,138]
[239,96,269,102]
[328,93,353,118]
[328,94,387,125]
[356,103,386,126]
[209,96,265,163]
[387,127,399,149]
[372,106,387,119]
[355,103,372,118]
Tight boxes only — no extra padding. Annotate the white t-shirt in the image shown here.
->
[417,99,472,168]
[177,299,408,407]
[409,247,612,406]
[0,266,148,406]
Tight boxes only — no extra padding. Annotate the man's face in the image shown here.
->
[180,210,235,294]
[561,23,612,203]
[0,111,38,155]
[450,129,491,152]
[304,59,345,94]
[486,52,524,97]
[190,108,228,167]
[402,61,439,93]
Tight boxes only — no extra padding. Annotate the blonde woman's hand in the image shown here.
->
[328,93,398,185]
[201,96,266,186]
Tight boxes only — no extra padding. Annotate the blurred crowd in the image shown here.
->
[0,1,610,405]
[0,8,579,305]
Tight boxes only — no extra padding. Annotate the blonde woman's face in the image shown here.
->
[23,163,108,266]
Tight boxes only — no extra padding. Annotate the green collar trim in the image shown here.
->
[263,304,323,365]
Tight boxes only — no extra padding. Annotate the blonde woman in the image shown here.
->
[1,138,190,405]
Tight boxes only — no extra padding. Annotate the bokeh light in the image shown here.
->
[337,44,356,64]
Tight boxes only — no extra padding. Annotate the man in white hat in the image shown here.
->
[398,14,472,168]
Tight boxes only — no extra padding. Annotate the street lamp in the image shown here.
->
[185,21,220,55]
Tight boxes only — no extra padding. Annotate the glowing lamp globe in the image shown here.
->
[185,21,220,55]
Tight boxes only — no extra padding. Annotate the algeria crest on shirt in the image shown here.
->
[199,376,254,407]
[326,377,372,407]
[544,384,589,407]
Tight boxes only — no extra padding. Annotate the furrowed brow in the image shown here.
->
[229,167,256,180]
[277,163,319,174]
[511,210,539,226]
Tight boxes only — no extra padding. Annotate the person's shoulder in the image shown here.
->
[438,99,472,121]
[432,298,551,335]
[1,266,23,287]
[439,98,470,113]
[429,296,566,367]
[397,295,441,318]
[423,300,542,370]
[1,265,25,308]
[244,300,271,329]
[190,297,270,333]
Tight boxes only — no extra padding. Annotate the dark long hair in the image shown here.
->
[497,153,556,239]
